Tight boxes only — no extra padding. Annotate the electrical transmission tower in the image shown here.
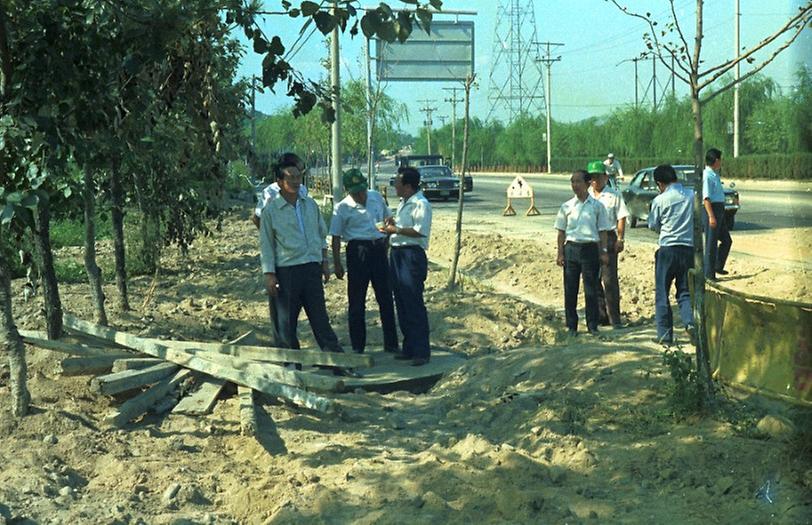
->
[486,0,546,122]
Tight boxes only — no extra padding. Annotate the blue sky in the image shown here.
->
[237,1,811,134]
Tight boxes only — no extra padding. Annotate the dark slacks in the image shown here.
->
[597,231,621,326]
[389,246,430,359]
[346,239,398,352]
[563,242,601,332]
[654,245,694,343]
[703,202,732,279]
[274,262,342,352]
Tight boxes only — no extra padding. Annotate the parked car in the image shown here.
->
[393,155,473,193]
[388,165,471,201]
[622,165,740,229]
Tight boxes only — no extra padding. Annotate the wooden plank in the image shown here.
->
[104,369,191,427]
[19,331,133,358]
[142,337,374,369]
[64,315,335,413]
[111,358,165,373]
[171,376,226,415]
[183,349,344,393]
[238,386,257,437]
[60,356,118,376]
[91,362,179,396]
[171,332,252,416]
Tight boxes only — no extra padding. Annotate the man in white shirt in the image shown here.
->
[379,166,432,366]
[588,161,630,329]
[555,170,612,336]
[603,153,624,185]
[330,169,398,354]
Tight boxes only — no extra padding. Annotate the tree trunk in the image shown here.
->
[690,87,714,403]
[446,75,475,290]
[110,165,129,311]
[0,247,31,417]
[83,170,108,325]
[32,201,63,339]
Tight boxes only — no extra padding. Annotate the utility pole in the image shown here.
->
[536,42,563,173]
[733,0,741,157]
[365,35,375,186]
[249,76,258,182]
[330,0,342,203]
[418,99,437,155]
[652,57,657,111]
[443,87,462,170]
[671,55,676,99]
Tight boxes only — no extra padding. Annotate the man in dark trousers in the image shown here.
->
[379,166,433,366]
[648,164,696,345]
[702,148,732,280]
[259,155,344,360]
[555,170,612,337]
[587,161,630,329]
[330,169,399,354]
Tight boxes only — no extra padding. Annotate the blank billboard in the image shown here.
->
[375,21,474,82]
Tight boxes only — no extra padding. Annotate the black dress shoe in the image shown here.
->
[394,354,413,361]
[384,347,400,354]
[411,357,430,366]
[716,269,729,275]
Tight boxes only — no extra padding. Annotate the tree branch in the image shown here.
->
[669,0,691,66]
[700,21,809,103]
[699,4,811,80]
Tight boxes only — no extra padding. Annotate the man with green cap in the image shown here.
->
[330,169,399,354]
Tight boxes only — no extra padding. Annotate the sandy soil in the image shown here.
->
[0,208,810,525]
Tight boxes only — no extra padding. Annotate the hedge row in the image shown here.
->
[469,152,812,180]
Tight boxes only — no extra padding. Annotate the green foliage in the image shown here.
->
[419,72,810,174]
[724,153,812,180]
[54,258,86,284]
[253,79,408,165]
[50,216,113,250]
[662,348,704,415]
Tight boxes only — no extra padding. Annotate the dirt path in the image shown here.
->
[0,211,809,524]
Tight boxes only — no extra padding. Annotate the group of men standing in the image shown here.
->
[256,154,433,369]
[556,150,733,345]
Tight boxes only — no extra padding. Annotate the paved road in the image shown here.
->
[426,175,812,241]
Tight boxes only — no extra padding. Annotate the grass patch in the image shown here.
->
[50,215,114,249]
[54,258,86,284]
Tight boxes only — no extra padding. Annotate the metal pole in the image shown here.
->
[652,57,657,111]
[634,59,639,108]
[545,57,552,173]
[733,0,740,157]
[365,36,374,186]
[330,0,342,203]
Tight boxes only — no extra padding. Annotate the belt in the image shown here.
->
[347,238,387,245]
[565,241,597,246]
[391,244,423,250]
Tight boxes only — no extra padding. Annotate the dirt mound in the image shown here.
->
[0,212,809,524]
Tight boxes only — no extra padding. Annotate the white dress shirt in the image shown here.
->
[390,191,432,250]
[589,186,629,232]
[554,195,613,243]
[329,190,390,241]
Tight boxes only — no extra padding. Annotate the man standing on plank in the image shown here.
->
[330,169,399,354]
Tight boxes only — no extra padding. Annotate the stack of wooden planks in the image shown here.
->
[19,314,374,433]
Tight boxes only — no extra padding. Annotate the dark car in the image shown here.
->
[622,165,740,229]
[394,155,473,192]
[389,165,471,201]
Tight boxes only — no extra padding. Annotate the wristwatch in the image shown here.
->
[601,248,608,253]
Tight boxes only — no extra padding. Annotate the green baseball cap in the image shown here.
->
[342,168,368,193]
[586,160,606,175]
